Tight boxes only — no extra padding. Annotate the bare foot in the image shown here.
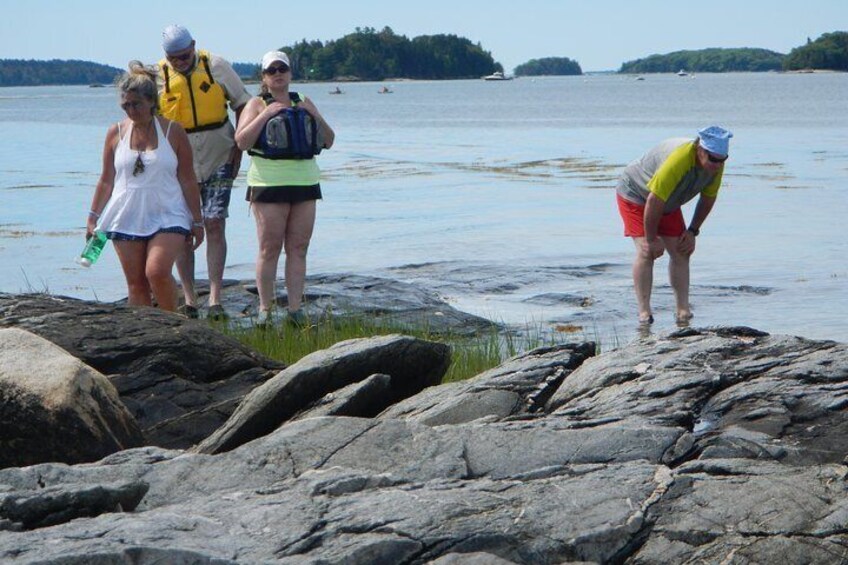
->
[675,311,694,327]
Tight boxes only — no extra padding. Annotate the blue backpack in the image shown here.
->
[249,92,323,160]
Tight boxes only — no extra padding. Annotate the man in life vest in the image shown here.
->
[158,24,251,320]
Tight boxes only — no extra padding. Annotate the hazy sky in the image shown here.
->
[2,0,845,72]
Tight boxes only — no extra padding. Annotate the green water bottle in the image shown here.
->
[78,231,108,267]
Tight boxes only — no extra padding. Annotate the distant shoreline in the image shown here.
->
[1,68,845,89]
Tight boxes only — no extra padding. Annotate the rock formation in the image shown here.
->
[2,291,848,563]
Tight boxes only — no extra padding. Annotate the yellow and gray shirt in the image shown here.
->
[616,138,723,213]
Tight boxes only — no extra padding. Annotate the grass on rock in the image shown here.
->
[217,311,580,383]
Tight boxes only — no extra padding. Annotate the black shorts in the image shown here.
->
[246,184,322,204]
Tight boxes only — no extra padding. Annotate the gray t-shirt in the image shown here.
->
[616,138,721,213]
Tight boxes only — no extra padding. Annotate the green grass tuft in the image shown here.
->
[216,311,586,383]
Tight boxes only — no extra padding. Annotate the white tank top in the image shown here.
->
[96,118,192,237]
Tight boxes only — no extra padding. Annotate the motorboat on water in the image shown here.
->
[482,71,512,81]
[677,69,689,77]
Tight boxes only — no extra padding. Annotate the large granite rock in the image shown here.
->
[0,294,283,450]
[546,326,848,466]
[197,334,451,454]
[2,326,848,564]
[0,328,143,469]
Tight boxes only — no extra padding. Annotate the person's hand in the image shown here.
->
[190,225,205,250]
[297,97,319,117]
[640,237,665,260]
[229,146,243,177]
[678,230,697,255]
[264,101,287,117]
[85,215,97,240]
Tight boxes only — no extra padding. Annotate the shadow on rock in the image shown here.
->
[0,293,284,451]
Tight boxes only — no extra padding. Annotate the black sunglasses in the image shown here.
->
[707,153,728,163]
[167,51,194,62]
[263,65,290,75]
[121,100,143,112]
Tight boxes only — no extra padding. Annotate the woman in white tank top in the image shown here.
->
[86,62,205,312]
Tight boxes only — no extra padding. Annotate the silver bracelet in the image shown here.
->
[88,210,101,219]
[192,221,205,229]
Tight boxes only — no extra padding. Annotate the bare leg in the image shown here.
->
[113,240,153,307]
[283,201,316,312]
[662,235,692,322]
[175,239,197,307]
[631,237,656,323]
[253,202,289,312]
[145,233,188,312]
[205,217,226,306]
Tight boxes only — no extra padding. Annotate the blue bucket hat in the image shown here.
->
[698,126,733,157]
[162,24,193,54]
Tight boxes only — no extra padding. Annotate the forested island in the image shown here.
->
[620,48,784,73]
[0,59,122,87]
[514,57,582,77]
[280,27,501,81]
[783,31,848,70]
[620,31,847,73]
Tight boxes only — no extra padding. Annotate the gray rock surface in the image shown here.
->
[0,293,283,450]
[195,273,498,336]
[0,328,143,469]
[2,326,848,564]
[291,373,394,421]
[0,480,148,531]
[547,326,848,466]
[379,342,595,425]
[197,334,451,454]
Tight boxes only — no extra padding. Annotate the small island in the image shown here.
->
[514,57,583,77]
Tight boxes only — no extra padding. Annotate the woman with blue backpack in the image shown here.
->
[235,51,335,327]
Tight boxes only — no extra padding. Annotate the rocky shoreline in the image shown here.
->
[2,290,848,564]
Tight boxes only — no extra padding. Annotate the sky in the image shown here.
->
[2,0,846,72]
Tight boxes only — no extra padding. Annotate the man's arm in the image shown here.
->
[688,194,716,234]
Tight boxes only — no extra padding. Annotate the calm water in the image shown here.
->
[1,73,847,345]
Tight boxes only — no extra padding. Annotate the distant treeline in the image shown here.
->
[619,31,848,73]
[231,62,260,80]
[514,57,582,77]
[0,59,122,86]
[279,27,501,81]
[3,30,846,87]
[620,48,784,73]
[784,31,848,71]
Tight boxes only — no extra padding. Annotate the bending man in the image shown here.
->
[615,126,733,325]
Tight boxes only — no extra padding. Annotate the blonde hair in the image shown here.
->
[116,60,159,111]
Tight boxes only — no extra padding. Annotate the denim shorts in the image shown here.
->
[200,163,235,220]
[106,226,190,241]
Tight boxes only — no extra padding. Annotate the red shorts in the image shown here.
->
[616,194,685,238]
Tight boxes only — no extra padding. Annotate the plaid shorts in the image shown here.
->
[200,163,235,220]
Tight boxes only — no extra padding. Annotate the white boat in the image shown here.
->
[482,71,512,81]
[677,69,689,77]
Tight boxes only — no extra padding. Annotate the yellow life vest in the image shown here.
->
[158,49,229,133]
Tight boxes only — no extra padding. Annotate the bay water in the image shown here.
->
[1,72,846,346]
